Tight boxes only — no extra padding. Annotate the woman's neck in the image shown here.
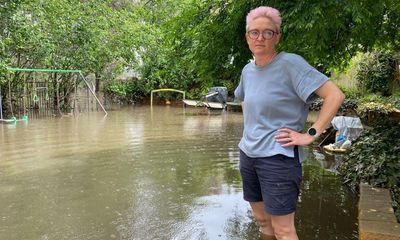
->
[255,52,277,66]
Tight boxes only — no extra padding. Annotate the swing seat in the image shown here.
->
[0,117,17,124]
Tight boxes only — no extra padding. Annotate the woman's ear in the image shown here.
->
[244,33,250,44]
[275,33,281,45]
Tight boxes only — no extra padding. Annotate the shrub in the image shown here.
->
[105,79,145,104]
[338,85,361,99]
[309,94,358,115]
[355,50,396,96]
[338,119,400,222]
[0,62,8,84]
[390,90,400,109]
[309,98,323,111]
[356,94,395,122]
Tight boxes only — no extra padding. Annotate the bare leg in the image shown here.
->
[271,213,298,240]
[250,202,275,236]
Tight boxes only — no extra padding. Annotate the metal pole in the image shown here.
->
[79,72,107,115]
[0,85,3,119]
[23,74,26,116]
[73,74,77,114]
[150,91,153,107]
[86,79,89,112]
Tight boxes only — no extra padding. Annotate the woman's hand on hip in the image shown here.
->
[275,128,314,147]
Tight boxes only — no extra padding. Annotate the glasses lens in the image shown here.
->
[248,31,259,39]
[262,30,274,40]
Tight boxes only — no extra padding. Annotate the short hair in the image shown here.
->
[246,6,282,32]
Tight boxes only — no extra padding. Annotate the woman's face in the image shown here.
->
[245,17,280,57]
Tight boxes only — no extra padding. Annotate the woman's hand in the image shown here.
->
[275,128,314,147]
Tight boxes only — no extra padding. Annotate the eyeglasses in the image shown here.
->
[247,29,279,40]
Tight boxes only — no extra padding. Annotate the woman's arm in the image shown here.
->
[275,80,345,147]
[311,81,345,135]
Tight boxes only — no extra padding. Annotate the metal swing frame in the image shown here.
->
[0,68,107,120]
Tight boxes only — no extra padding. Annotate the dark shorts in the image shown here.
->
[239,147,302,216]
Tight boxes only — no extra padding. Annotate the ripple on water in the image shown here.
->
[0,107,357,240]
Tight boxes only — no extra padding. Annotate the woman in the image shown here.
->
[234,6,345,240]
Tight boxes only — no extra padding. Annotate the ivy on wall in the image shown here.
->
[338,119,400,222]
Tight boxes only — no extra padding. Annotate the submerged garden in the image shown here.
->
[1,0,400,238]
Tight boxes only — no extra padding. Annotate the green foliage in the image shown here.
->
[309,84,361,113]
[2,0,400,100]
[106,84,127,97]
[140,0,400,98]
[139,0,248,96]
[1,0,150,89]
[311,91,399,120]
[390,90,400,109]
[357,94,396,120]
[338,85,361,99]
[105,79,145,104]
[355,50,397,95]
[338,119,400,221]
[0,62,8,84]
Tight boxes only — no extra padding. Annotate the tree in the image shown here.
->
[1,0,399,99]
[140,0,400,96]
[0,0,157,105]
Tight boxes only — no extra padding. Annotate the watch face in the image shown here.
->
[308,128,317,136]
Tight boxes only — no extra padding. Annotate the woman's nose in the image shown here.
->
[256,33,265,40]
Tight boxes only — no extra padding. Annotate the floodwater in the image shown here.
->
[0,106,358,240]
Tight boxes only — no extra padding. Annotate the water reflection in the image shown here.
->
[0,106,357,240]
[297,155,358,240]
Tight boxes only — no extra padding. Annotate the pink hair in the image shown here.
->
[246,6,282,32]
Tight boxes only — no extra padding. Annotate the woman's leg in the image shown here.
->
[271,213,298,240]
[250,201,275,236]
[253,150,301,240]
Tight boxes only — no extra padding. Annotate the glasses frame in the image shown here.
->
[247,29,279,40]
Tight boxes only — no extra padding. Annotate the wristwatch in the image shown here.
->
[307,127,319,138]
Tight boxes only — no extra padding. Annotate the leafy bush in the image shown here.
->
[308,98,323,111]
[0,62,8,84]
[355,50,396,96]
[340,98,359,115]
[356,94,395,121]
[309,90,400,120]
[338,119,400,222]
[309,97,358,115]
[105,80,145,104]
[389,90,400,109]
[338,85,362,99]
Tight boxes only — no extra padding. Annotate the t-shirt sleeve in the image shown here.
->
[234,74,245,101]
[292,59,329,104]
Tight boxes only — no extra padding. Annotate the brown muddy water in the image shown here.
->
[0,106,358,240]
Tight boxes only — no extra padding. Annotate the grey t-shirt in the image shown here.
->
[234,52,329,162]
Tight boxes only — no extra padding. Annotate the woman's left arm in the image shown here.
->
[276,80,345,147]
[311,81,345,135]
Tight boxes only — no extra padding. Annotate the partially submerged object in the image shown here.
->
[323,143,348,153]
[0,117,17,124]
[0,116,28,124]
[182,99,225,109]
[323,116,363,153]
[183,87,228,110]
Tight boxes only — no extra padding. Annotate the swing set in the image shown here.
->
[0,67,107,123]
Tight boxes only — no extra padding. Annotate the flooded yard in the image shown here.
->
[0,106,358,240]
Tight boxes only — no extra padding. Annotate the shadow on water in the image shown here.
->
[0,106,357,240]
